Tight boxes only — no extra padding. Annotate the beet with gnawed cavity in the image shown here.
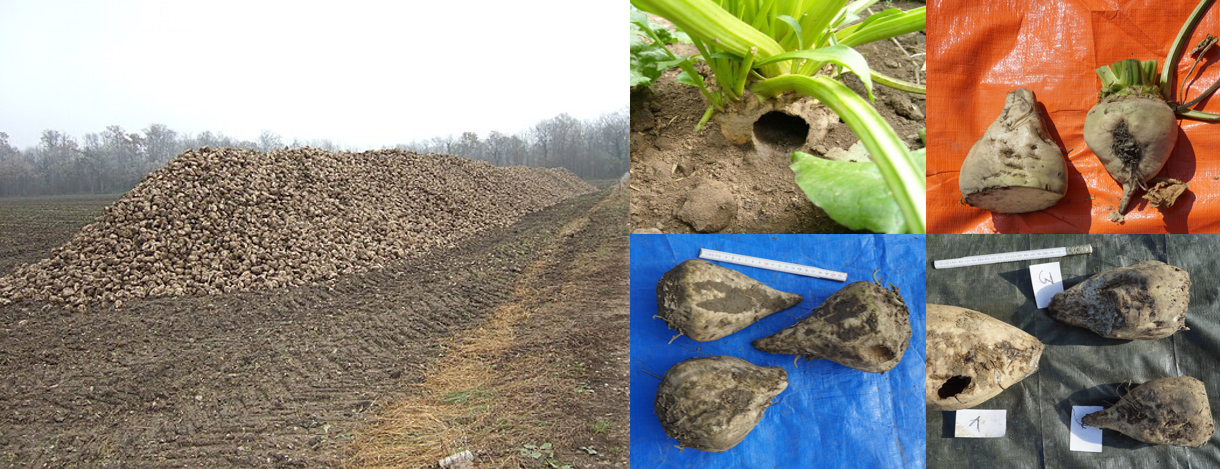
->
[752,280,910,373]
[1082,376,1214,447]
[925,304,1043,411]
[1047,261,1191,340]
[1083,60,1180,218]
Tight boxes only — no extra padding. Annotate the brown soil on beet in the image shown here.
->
[0,187,628,467]
[630,3,927,233]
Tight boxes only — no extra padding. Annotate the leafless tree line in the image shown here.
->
[0,110,627,197]
[396,111,628,181]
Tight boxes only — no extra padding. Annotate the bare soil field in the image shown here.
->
[0,187,628,467]
[0,194,122,275]
[630,2,927,233]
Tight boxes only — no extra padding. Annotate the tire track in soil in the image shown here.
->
[0,189,611,468]
[349,187,630,468]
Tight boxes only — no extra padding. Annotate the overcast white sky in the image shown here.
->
[0,1,624,149]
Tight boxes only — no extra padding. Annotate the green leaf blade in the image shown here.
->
[630,7,690,88]
[776,14,805,50]
[790,149,926,234]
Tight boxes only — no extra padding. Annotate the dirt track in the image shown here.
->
[0,187,629,467]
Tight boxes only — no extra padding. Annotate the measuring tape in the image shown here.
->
[698,248,848,282]
[934,245,1093,269]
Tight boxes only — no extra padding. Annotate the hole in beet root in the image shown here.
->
[868,345,895,362]
[753,111,809,152]
[938,375,971,399]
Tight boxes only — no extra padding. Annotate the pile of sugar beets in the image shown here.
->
[929,260,1214,448]
[958,1,1220,222]
[651,259,913,452]
[0,147,594,310]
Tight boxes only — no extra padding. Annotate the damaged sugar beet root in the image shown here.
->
[1082,3,1220,219]
[752,279,911,373]
[655,259,803,342]
[959,88,1067,214]
[1083,376,1215,448]
[654,356,788,452]
[1083,62,1178,218]
[1047,261,1190,340]
[925,304,1043,411]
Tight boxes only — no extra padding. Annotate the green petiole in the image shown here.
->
[1161,0,1218,103]
[871,70,925,94]
[835,7,925,47]
[632,0,789,75]
[1159,0,1220,119]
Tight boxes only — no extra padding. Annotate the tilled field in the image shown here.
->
[0,185,628,467]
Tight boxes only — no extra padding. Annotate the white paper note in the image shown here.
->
[955,409,1006,438]
[1071,406,1104,452]
[1029,262,1064,309]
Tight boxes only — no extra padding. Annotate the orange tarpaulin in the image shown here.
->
[928,0,1220,233]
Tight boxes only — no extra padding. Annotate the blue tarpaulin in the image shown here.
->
[629,234,927,469]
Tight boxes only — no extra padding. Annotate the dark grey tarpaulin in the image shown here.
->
[927,235,1220,469]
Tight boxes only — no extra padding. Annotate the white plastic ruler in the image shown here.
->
[934,245,1093,269]
[698,248,847,282]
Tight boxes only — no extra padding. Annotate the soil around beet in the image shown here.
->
[630,3,927,233]
[0,187,628,467]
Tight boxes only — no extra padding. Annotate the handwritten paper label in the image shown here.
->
[1070,406,1104,452]
[955,409,1006,438]
[1029,262,1064,309]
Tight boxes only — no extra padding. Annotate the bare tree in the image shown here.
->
[257,131,283,153]
[0,108,629,196]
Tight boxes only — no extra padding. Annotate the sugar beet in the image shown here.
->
[959,88,1067,214]
[656,259,803,342]
[1082,376,1214,447]
[926,304,1043,411]
[654,356,788,452]
[752,280,910,373]
[1048,261,1190,340]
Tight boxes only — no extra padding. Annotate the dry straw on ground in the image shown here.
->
[350,189,629,468]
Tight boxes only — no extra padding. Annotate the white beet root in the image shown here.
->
[926,304,1043,411]
[959,88,1067,214]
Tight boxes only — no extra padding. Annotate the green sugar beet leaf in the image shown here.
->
[790,148,926,234]
[631,8,691,88]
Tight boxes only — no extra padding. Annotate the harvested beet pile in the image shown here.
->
[0,147,594,309]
